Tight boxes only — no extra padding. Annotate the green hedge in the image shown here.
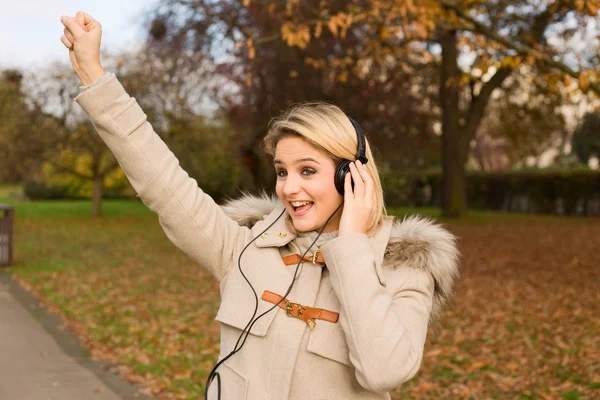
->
[383,169,600,215]
[23,179,133,200]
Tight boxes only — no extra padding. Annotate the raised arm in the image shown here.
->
[60,12,252,281]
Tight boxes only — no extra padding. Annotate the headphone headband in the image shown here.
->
[348,117,368,164]
[334,116,369,195]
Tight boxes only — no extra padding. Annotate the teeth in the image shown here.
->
[291,201,313,207]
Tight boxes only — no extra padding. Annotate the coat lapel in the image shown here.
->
[253,204,297,248]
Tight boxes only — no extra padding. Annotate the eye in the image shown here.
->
[276,168,315,178]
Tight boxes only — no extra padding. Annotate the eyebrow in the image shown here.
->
[273,157,321,166]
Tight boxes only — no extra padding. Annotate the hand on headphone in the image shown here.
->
[338,160,375,237]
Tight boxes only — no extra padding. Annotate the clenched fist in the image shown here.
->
[60,11,105,85]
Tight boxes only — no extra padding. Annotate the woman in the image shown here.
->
[60,12,460,400]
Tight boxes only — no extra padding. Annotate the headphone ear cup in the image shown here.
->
[335,160,351,195]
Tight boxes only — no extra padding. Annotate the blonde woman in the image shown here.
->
[60,12,460,400]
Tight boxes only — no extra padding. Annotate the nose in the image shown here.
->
[281,174,301,197]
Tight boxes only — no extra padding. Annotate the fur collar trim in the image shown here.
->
[221,192,460,324]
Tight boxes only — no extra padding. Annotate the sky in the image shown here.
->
[0,0,158,71]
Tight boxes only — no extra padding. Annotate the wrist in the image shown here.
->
[78,66,106,86]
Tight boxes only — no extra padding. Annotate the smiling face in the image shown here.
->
[274,136,344,233]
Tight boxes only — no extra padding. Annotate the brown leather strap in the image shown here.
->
[261,290,339,330]
[281,251,325,266]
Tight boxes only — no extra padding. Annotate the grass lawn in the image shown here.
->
[1,184,598,399]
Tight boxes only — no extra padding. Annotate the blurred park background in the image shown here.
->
[1,0,599,399]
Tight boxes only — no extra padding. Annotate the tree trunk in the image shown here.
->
[439,29,466,218]
[241,128,272,192]
[439,28,513,217]
[92,174,104,217]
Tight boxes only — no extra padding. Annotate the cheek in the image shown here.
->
[313,177,338,201]
[275,181,283,197]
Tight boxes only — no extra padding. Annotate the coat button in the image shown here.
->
[261,232,268,239]
[279,232,288,238]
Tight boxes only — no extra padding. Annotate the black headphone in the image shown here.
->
[205,115,366,400]
[334,117,369,195]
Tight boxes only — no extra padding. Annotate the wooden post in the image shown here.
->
[0,204,14,267]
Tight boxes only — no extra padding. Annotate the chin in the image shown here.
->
[290,213,324,232]
[291,220,316,233]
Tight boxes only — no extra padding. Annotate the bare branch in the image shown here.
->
[463,67,513,149]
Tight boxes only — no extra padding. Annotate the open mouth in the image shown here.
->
[291,201,314,216]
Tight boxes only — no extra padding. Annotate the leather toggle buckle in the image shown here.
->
[284,302,316,330]
[261,290,338,331]
[311,250,323,265]
[285,301,305,318]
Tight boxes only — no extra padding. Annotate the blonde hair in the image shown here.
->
[263,102,386,237]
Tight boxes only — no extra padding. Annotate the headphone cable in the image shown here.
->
[204,201,343,399]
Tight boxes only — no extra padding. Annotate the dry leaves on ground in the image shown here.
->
[12,215,600,399]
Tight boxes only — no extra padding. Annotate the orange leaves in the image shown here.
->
[246,37,255,59]
[235,38,255,60]
[411,22,429,39]
[466,361,487,371]
[314,22,323,39]
[338,70,349,83]
[305,57,326,70]
[500,55,523,69]
[173,369,192,380]
[575,0,599,15]
[578,71,590,91]
[281,23,311,49]
[284,0,300,18]
[326,12,354,39]
[378,25,389,40]
[575,70,600,93]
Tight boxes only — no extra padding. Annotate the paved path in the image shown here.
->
[0,272,153,400]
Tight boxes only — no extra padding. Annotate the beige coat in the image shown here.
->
[76,73,460,400]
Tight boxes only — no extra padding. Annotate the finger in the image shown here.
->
[75,11,86,25]
[60,16,86,38]
[78,11,97,29]
[80,11,94,24]
[75,11,91,31]
[64,27,75,44]
[61,34,73,49]
[344,172,353,200]
[68,48,78,67]
[357,161,374,206]
[349,162,364,199]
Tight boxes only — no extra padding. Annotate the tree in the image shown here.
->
[145,0,600,216]
[244,0,600,216]
[112,45,247,200]
[145,0,442,192]
[434,0,599,216]
[23,64,124,216]
[572,111,600,164]
[0,69,64,183]
[476,70,571,169]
